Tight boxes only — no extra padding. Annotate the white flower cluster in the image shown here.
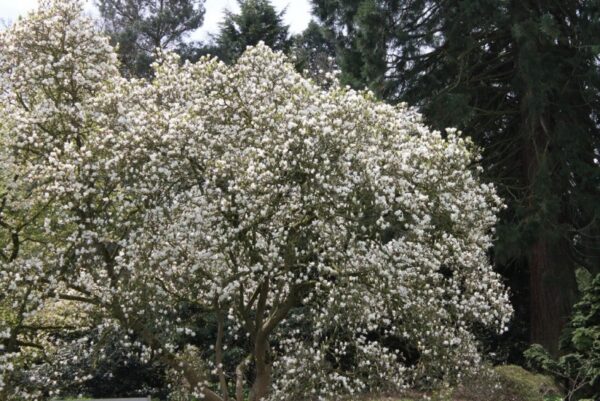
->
[0,1,512,400]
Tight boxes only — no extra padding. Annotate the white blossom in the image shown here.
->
[0,1,512,400]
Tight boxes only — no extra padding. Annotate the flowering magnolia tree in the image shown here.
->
[0,1,512,400]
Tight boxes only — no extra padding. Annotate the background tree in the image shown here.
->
[213,0,291,63]
[97,0,206,76]
[312,0,600,357]
[290,20,337,85]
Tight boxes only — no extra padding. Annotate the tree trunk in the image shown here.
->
[513,0,580,354]
[521,117,578,355]
[250,337,271,401]
[528,237,577,355]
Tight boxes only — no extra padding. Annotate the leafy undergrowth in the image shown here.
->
[365,392,563,400]
[58,366,563,401]
[365,397,561,401]
[357,365,563,401]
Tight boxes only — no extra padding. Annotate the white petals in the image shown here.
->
[0,2,511,399]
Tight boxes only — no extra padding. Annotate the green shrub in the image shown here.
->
[525,268,600,400]
[493,365,561,401]
[453,364,560,401]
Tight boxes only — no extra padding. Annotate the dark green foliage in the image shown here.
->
[525,269,600,400]
[291,21,337,84]
[16,328,168,399]
[213,0,291,63]
[455,364,561,401]
[312,0,600,356]
[97,0,206,76]
[491,365,561,401]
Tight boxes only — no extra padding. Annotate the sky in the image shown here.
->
[0,0,313,41]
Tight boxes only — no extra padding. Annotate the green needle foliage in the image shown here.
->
[213,0,291,63]
[97,0,206,77]
[290,21,337,85]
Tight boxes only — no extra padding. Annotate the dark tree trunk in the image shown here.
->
[250,337,271,401]
[521,114,578,355]
[528,237,577,355]
[513,0,581,355]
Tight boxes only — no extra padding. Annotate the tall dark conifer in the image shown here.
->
[291,21,337,84]
[313,0,600,355]
[214,0,291,63]
[97,0,206,77]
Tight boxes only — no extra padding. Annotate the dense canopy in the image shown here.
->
[0,1,511,400]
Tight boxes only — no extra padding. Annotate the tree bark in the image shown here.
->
[521,114,577,355]
[235,356,250,401]
[216,307,229,401]
[528,237,577,355]
[513,0,580,355]
[249,337,271,401]
[247,283,302,400]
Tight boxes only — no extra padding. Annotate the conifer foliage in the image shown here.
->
[214,0,291,63]
[97,0,206,76]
